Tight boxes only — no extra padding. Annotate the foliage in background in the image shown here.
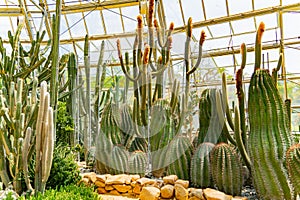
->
[18,184,101,200]
[44,143,81,190]
[56,101,74,145]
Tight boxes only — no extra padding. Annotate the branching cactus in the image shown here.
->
[210,143,243,196]
[0,78,38,193]
[0,79,54,194]
[248,22,295,200]
[190,142,215,188]
[286,143,300,196]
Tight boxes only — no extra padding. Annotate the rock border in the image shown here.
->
[81,173,247,200]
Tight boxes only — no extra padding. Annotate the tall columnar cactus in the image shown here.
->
[286,143,300,195]
[190,142,215,188]
[34,81,55,193]
[197,88,228,146]
[248,22,295,200]
[220,44,251,171]
[166,136,193,180]
[210,143,243,196]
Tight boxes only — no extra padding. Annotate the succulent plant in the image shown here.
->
[129,150,147,177]
[247,22,295,200]
[190,142,215,188]
[166,136,193,180]
[210,143,243,196]
[286,143,300,196]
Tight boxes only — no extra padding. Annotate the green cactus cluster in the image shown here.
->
[88,2,300,200]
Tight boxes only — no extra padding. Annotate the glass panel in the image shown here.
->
[121,6,139,32]
[102,8,123,34]
[205,37,232,50]
[181,0,205,22]
[231,18,256,35]
[283,12,300,39]
[60,16,71,40]
[204,0,227,19]
[255,13,278,28]
[85,11,105,35]
[208,23,231,38]
[254,0,280,9]
[228,0,252,15]
[285,46,300,73]
[0,17,12,39]
[162,0,183,27]
[66,13,87,38]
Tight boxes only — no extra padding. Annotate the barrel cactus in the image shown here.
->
[210,143,243,196]
[190,142,215,188]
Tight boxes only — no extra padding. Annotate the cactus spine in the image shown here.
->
[286,143,300,195]
[190,142,215,188]
[248,22,294,200]
[210,143,243,196]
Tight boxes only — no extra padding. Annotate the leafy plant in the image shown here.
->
[56,101,74,146]
[19,184,101,200]
[45,143,81,189]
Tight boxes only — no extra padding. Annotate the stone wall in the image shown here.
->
[81,173,248,200]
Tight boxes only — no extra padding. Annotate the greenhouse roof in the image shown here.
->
[1,0,300,81]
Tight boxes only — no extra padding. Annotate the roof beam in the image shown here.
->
[0,8,22,16]
[60,0,138,14]
[173,2,300,33]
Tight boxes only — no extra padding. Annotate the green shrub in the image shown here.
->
[19,184,101,200]
[56,101,74,146]
[45,143,81,189]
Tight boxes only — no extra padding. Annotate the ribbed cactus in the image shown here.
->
[210,143,243,196]
[286,143,300,195]
[129,150,147,177]
[248,22,295,200]
[109,145,129,175]
[150,100,176,177]
[120,103,135,149]
[166,136,193,180]
[100,101,122,145]
[197,88,227,146]
[95,131,113,174]
[129,137,148,152]
[190,142,215,188]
